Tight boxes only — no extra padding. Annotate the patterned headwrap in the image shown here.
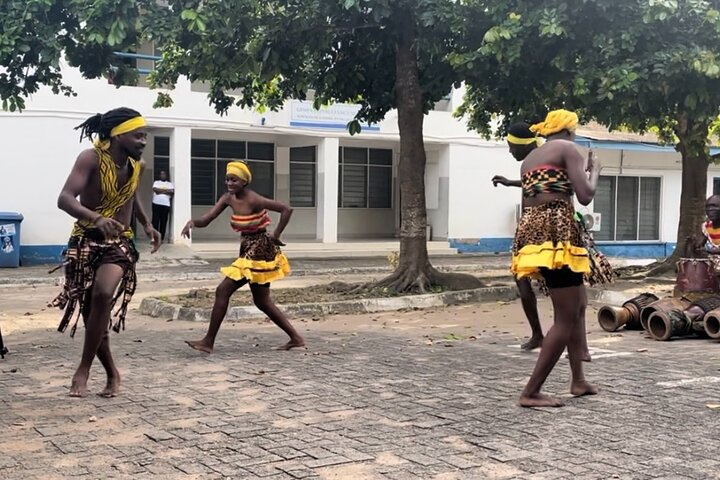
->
[227,161,252,184]
[530,109,579,137]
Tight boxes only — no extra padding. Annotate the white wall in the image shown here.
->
[426,147,450,239]
[447,143,520,239]
[0,116,83,246]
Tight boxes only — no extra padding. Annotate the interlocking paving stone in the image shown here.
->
[2,312,720,479]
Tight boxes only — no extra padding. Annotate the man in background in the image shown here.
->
[152,170,174,242]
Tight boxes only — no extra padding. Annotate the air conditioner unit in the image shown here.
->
[582,212,602,232]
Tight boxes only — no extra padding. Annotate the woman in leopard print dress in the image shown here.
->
[512,109,610,408]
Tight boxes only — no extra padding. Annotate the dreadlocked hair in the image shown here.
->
[74,107,142,143]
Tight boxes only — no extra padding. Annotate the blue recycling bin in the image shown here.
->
[0,212,23,267]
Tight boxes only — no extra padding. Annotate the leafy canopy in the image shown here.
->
[456,0,720,154]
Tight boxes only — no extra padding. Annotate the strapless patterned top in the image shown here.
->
[521,165,574,198]
[230,209,271,233]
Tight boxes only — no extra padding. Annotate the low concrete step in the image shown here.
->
[191,241,458,259]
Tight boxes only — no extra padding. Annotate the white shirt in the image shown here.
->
[152,180,174,207]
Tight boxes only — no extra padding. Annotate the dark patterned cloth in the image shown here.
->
[50,230,138,337]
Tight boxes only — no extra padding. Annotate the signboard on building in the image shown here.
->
[289,100,380,131]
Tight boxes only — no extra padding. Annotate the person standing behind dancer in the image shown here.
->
[491,122,545,351]
[151,170,174,242]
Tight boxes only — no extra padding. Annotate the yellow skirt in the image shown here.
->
[220,231,291,284]
[511,201,590,281]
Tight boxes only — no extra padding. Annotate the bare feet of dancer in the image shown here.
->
[521,335,543,351]
[185,338,214,354]
[274,336,306,351]
[98,372,121,398]
[519,393,564,408]
[570,380,599,397]
[69,369,90,398]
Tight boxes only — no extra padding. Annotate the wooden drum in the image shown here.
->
[674,258,719,297]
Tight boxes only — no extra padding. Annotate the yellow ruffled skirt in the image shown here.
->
[220,231,290,284]
[511,200,591,281]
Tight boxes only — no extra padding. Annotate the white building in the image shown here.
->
[1,57,718,265]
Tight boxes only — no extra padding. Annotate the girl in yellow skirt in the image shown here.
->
[181,161,304,353]
[513,109,610,407]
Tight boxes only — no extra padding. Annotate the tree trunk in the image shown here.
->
[669,116,711,264]
[374,8,482,293]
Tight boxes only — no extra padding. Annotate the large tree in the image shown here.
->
[146,0,487,292]
[2,0,484,292]
[0,0,146,110]
[458,0,720,265]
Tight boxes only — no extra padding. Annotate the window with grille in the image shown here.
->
[153,136,170,179]
[190,139,275,205]
[338,147,393,208]
[290,146,316,207]
[593,175,661,241]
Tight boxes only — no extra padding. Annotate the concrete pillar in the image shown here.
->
[276,146,290,203]
[170,126,192,245]
[316,137,339,243]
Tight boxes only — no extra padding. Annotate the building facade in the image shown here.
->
[1,59,718,265]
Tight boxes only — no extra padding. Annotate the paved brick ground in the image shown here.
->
[1,312,720,479]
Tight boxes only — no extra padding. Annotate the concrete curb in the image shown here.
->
[139,285,520,322]
[0,265,509,287]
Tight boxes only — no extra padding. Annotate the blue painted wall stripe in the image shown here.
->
[449,238,676,259]
[18,245,65,266]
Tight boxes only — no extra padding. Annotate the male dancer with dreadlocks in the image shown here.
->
[53,107,161,397]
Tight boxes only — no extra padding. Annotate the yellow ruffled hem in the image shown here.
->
[220,253,291,284]
[511,241,590,280]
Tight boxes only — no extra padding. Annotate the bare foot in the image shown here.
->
[274,337,306,351]
[519,393,564,408]
[185,339,213,354]
[521,336,543,351]
[69,371,89,398]
[98,373,121,398]
[571,380,599,397]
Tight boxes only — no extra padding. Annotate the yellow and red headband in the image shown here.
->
[227,161,252,184]
[110,116,146,137]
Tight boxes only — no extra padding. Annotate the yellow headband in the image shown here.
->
[530,109,578,137]
[110,116,146,137]
[226,161,252,183]
[507,134,539,146]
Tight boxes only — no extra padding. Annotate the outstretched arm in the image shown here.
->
[181,194,228,238]
[492,175,522,188]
